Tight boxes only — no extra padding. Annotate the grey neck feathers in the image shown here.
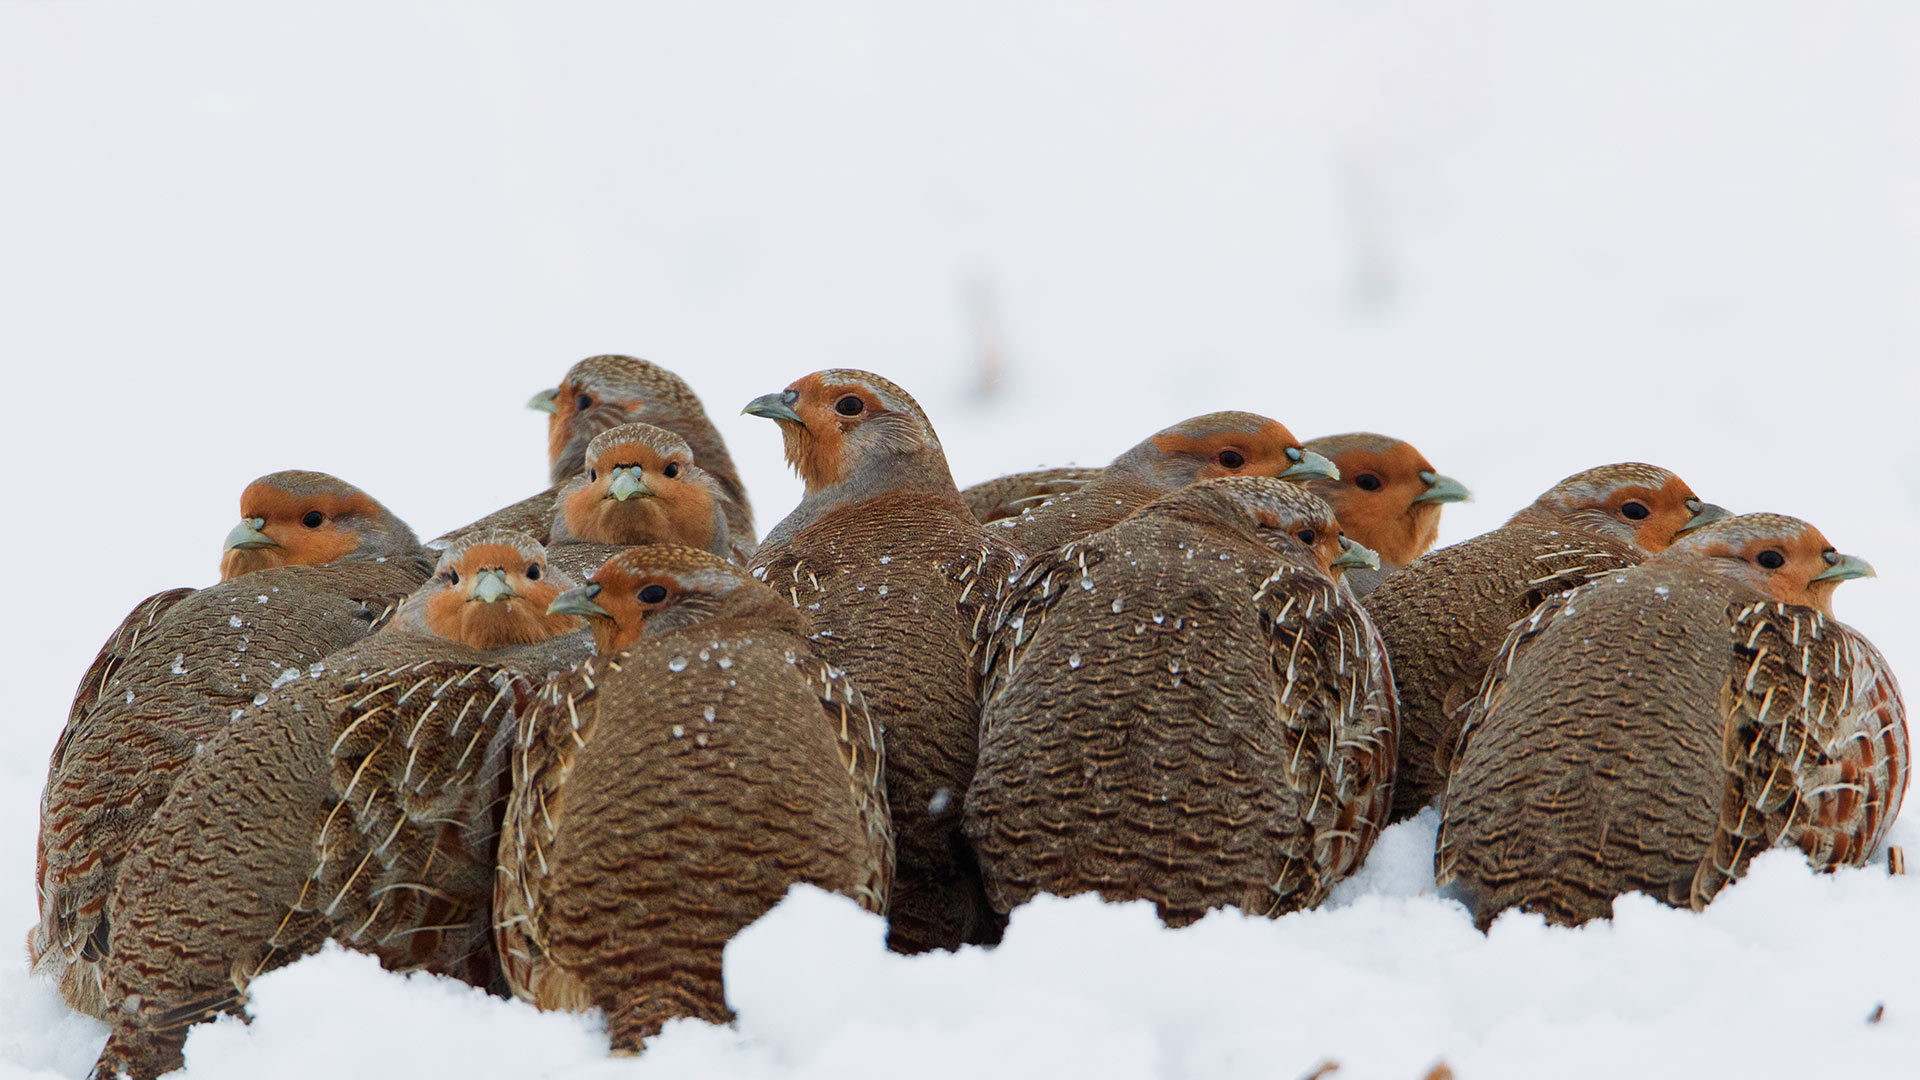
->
[764,443,962,551]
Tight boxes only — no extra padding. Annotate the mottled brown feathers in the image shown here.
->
[966,477,1396,924]
[960,465,1104,525]
[1364,462,1717,820]
[85,534,588,1080]
[495,551,889,1049]
[35,486,431,1024]
[747,369,1024,953]
[1434,514,1904,929]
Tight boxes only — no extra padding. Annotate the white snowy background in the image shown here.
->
[4,2,1918,1078]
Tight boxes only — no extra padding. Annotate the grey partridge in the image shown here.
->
[1435,513,1903,928]
[744,369,1025,953]
[32,471,429,1019]
[965,477,1395,925]
[88,531,588,1080]
[986,412,1339,557]
[440,354,755,549]
[1364,463,1728,820]
[494,546,890,1050]
[1298,432,1471,598]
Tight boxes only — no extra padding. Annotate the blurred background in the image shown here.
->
[3,1,1917,898]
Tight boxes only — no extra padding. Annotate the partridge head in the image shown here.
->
[1113,411,1339,490]
[1300,433,1469,569]
[745,369,955,501]
[987,411,1340,556]
[1509,462,1727,554]
[550,546,798,656]
[1159,476,1380,578]
[392,531,581,650]
[1651,513,1874,617]
[220,470,419,581]
[550,423,732,558]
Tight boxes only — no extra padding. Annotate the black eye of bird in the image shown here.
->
[576,394,593,412]
[302,510,324,528]
[638,584,669,604]
[1757,549,1786,570]
[1297,529,1316,545]
[447,570,460,586]
[1355,474,1382,492]
[1218,450,1246,469]
[664,462,681,479]
[526,564,540,581]
[588,468,598,482]
[835,395,865,417]
[1620,501,1651,521]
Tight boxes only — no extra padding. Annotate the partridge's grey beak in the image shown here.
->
[743,390,803,425]
[606,467,653,501]
[470,568,515,604]
[223,518,276,551]
[1279,448,1340,482]
[527,388,560,414]
[547,582,610,619]
[1413,472,1473,505]
[1812,553,1876,583]
[1332,537,1381,571]
[1679,499,1732,533]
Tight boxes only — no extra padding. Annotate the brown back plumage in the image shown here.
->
[960,465,1104,524]
[1362,462,1724,820]
[495,547,889,1049]
[87,534,588,1080]
[1434,513,1903,929]
[985,412,1336,557]
[965,477,1396,924]
[33,476,430,1019]
[745,369,1025,952]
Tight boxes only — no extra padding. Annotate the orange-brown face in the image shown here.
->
[219,483,379,581]
[570,563,688,655]
[1253,508,1351,577]
[1597,476,1707,553]
[560,438,719,548]
[1151,420,1306,483]
[1313,444,1442,568]
[771,374,888,489]
[1683,527,1864,616]
[421,543,579,649]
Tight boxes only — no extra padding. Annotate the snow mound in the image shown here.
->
[10,815,1912,1080]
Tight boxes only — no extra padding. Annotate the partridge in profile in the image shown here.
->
[1364,463,1728,820]
[965,477,1395,924]
[1298,432,1470,597]
[440,354,756,548]
[744,369,1024,953]
[495,547,890,1050]
[987,412,1339,557]
[1435,514,1903,929]
[88,531,588,1080]
[32,471,429,1018]
[961,465,1104,525]
[546,422,745,581]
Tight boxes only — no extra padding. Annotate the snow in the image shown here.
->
[4,2,1920,1078]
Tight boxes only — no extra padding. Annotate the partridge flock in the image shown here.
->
[31,355,1904,1078]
